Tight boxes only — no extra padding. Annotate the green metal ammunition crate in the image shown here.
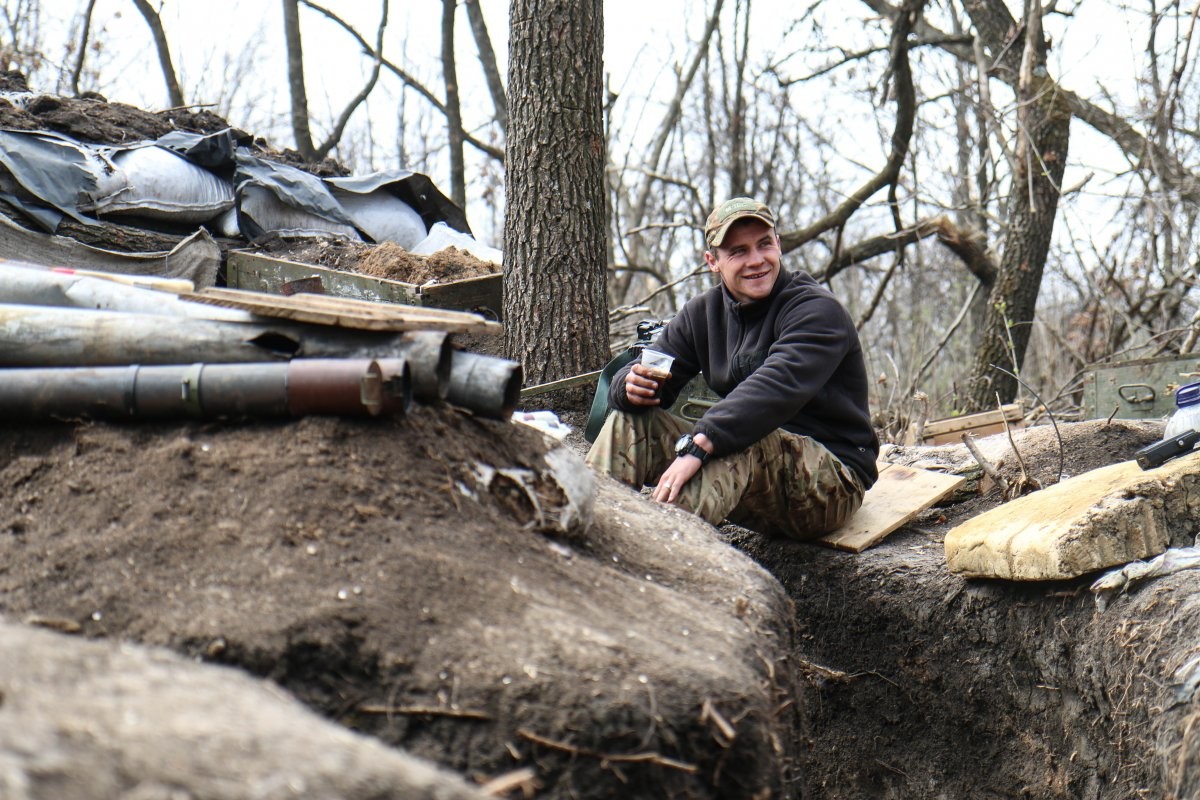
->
[1081,355,1200,420]
[226,251,503,320]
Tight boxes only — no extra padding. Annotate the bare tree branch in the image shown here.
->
[777,0,925,254]
[131,0,184,109]
[69,0,97,97]
[861,0,1200,203]
[300,0,504,162]
[313,1,389,162]
[464,0,507,133]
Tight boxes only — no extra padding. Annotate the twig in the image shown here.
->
[700,698,737,746]
[996,390,1040,498]
[515,729,698,774]
[990,363,1065,484]
[356,704,492,720]
[962,432,1009,497]
[479,767,539,798]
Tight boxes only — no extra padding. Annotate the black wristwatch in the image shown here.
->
[674,433,710,464]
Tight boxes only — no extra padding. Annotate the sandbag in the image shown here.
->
[329,185,426,247]
[86,144,234,223]
[237,184,361,240]
[411,221,502,264]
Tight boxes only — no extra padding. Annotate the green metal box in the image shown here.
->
[1081,354,1200,420]
[225,251,503,320]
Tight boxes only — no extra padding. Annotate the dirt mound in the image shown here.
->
[1,619,487,799]
[260,239,500,285]
[0,93,235,144]
[0,406,799,799]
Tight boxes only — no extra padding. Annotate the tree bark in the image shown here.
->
[962,0,1070,411]
[504,0,608,397]
[282,0,316,160]
[441,0,466,209]
[131,0,184,109]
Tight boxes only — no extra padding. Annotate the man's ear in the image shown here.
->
[704,249,718,271]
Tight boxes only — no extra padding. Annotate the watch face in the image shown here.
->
[674,434,691,454]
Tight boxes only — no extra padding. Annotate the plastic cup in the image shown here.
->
[640,349,674,382]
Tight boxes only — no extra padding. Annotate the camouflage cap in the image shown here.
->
[704,197,776,248]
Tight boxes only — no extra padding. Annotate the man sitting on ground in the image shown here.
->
[586,197,879,539]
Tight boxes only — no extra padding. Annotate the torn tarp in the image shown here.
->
[0,129,110,229]
[233,151,361,240]
[326,171,471,237]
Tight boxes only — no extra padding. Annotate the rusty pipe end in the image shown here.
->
[287,359,385,417]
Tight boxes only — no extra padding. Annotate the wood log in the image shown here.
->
[944,449,1200,580]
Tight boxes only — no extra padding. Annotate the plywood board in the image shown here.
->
[944,449,1200,580]
[180,287,503,335]
[819,463,966,553]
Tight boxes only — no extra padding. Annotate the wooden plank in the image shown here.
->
[923,404,1022,439]
[417,271,503,319]
[179,287,503,335]
[818,464,966,553]
[944,450,1200,580]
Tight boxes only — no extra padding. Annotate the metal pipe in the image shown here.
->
[0,260,252,321]
[445,350,522,420]
[0,360,403,420]
[287,359,385,417]
[374,357,413,417]
[394,330,451,401]
[0,304,417,366]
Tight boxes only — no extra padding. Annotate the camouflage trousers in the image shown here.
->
[586,409,864,540]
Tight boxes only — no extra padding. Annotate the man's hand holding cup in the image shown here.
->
[625,349,674,406]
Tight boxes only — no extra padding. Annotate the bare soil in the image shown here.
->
[259,238,500,285]
[726,418,1200,798]
[0,406,798,799]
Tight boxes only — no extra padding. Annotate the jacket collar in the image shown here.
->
[720,270,790,318]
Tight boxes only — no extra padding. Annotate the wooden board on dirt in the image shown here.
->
[818,463,966,553]
[923,404,1024,445]
[180,287,503,335]
[944,449,1200,580]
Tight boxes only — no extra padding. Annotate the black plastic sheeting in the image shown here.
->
[0,126,472,240]
[0,129,98,229]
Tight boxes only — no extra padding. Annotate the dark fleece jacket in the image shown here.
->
[610,270,879,489]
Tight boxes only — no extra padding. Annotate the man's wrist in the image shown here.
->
[674,433,711,464]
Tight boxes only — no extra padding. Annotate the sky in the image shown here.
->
[29,0,1168,249]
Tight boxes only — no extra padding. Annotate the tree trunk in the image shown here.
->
[441,0,466,209]
[962,0,1070,412]
[131,0,184,109]
[504,0,608,399]
[282,0,316,161]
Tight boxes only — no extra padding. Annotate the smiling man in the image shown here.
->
[586,197,879,540]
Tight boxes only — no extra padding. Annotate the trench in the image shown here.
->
[729,523,1200,799]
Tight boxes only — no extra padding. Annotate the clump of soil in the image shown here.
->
[259,239,499,286]
[359,243,498,284]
